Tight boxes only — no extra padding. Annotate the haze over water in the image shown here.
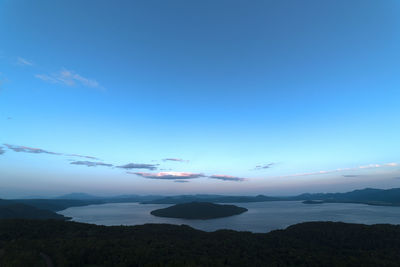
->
[59,201,400,233]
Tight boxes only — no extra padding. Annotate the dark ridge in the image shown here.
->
[9,199,104,212]
[294,188,400,206]
[0,200,67,220]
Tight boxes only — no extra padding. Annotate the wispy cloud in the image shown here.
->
[66,154,99,160]
[162,158,189,163]
[130,171,245,182]
[35,69,102,89]
[174,180,189,183]
[4,144,61,155]
[342,175,360,178]
[118,163,158,170]
[277,162,399,178]
[35,74,58,83]
[70,161,113,167]
[0,147,5,155]
[131,171,205,180]
[17,57,33,66]
[4,144,98,160]
[255,163,275,170]
[0,73,8,90]
[209,175,246,182]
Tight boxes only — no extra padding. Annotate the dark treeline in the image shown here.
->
[1,219,400,266]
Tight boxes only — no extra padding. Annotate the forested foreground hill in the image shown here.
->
[0,200,67,220]
[1,220,400,266]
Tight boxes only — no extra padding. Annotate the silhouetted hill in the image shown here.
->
[151,202,248,219]
[1,219,400,266]
[55,193,104,200]
[55,193,163,202]
[11,197,160,212]
[12,199,103,212]
[297,188,400,206]
[0,200,67,220]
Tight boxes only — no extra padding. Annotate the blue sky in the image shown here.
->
[1,0,400,197]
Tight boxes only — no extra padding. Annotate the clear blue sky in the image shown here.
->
[1,0,399,197]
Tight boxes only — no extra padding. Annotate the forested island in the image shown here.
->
[1,219,400,266]
[150,202,248,219]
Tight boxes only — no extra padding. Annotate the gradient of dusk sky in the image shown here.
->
[0,0,399,198]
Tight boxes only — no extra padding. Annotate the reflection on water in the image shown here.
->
[58,201,400,233]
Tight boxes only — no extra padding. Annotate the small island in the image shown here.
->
[150,202,248,219]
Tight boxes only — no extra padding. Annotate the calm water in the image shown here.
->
[58,201,400,233]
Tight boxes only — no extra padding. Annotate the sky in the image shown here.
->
[0,0,400,198]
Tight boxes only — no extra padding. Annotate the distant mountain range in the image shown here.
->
[55,193,105,200]
[141,194,279,204]
[1,187,400,220]
[55,193,164,202]
[141,188,400,206]
[293,188,400,206]
[55,188,400,205]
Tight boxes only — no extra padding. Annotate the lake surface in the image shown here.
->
[58,201,400,233]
